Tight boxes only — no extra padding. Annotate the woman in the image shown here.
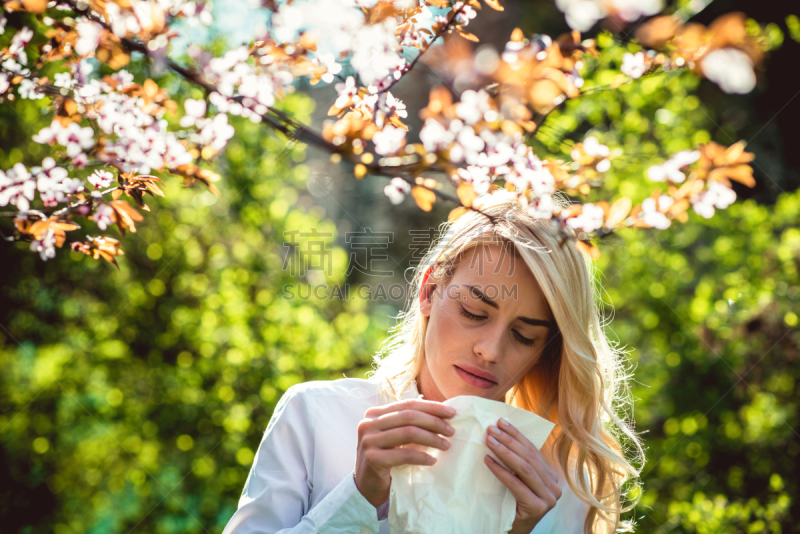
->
[222,191,644,534]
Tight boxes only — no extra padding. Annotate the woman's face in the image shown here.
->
[417,242,555,402]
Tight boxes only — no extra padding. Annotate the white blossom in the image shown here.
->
[419,119,454,153]
[458,165,492,194]
[701,48,757,94]
[19,78,45,100]
[0,73,9,95]
[456,90,491,125]
[54,72,73,89]
[566,202,605,233]
[350,19,404,86]
[9,27,33,61]
[383,177,410,205]
[315,53,342,84]
[527,193,554,219]
[555,0,662,31]
[640,196,672,229]
[30,229,57,261]
[34,157,75,206]
[454,3,477,26]
[0,163,36,212]
[334,76,358,109]
[93,204,115,230]
[89,169,115,189]
[456,126,486,164]
[180,98,207,127]
[647,150,700,183]
[379,92,407,118]
[373,125,406,155]
[581,136,610,158]
[692,181,737,219]
[75,19,104,56]
[621,51,647,79]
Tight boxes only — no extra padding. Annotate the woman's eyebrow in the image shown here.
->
[462,284,555,328]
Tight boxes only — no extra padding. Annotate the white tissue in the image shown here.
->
[388,395,556,534]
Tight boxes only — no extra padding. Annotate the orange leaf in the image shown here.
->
[635,16,680,48]
[22,0,47,13]
[710,164,755,187]
[483,0,503,10]
[575,240,600,259]
[457,182,478,207]
[411,186,436,211]
[457,29,480,42]
[448,206,470,221]
[605,197,632,229]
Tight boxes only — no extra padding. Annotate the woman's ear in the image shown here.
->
[419,265,436,317]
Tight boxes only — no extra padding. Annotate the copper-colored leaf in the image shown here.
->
[483,0,503,10]
[457,29,480,43]
[575,240,600,259]
[457,182,478,207]
[411,185,436,211]
[448,206,470,221]
[22,0,47,13]
[635,16,680,48]
[710,164,755,187]
[528,79,563,114]
[605,197,632,229]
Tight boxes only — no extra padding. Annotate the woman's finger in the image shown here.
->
[484,455,548,516]
[486,432,558,505]
[366,398,456,420]
[364,447,437,470]
[373,408,456,437]
[496,418,559,485]
[367,425,451,451]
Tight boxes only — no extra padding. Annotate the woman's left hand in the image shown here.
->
[484,417,562,534]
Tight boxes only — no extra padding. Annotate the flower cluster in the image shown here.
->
[0,0,766,266]
[632,12,765,94]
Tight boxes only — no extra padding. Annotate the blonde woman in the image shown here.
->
[223,191,644,534]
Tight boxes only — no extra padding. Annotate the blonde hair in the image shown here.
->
[367,190,645,533]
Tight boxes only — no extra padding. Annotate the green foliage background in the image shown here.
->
[1,2,799,533]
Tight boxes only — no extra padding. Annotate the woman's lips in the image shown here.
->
[454,365,497,389]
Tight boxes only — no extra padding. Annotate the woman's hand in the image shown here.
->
[354,398,456,508]
[484,417,562,534]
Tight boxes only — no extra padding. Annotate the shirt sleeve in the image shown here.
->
[221,385,384,534]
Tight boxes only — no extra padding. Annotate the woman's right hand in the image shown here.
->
[353,398,457,508]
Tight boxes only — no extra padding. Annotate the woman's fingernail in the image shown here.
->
[445,423,455,433]
[488,436,500,446]
[442,440,451,450]
[445,406,456,416]
[498,418,510,428]
[488,425,501,436]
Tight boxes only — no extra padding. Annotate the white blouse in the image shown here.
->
[222,377,590,534]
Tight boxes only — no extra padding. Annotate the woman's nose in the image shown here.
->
[473,328,504,364]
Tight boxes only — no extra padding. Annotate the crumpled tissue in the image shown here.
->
[387,395,556,534]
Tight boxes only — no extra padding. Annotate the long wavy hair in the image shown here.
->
[367,190,645,533]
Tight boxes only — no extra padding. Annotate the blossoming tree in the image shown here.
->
[0,0,770,265]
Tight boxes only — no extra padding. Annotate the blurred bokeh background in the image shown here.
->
[1,1,798,533]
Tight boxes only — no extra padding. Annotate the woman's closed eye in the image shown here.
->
[458,305,537,347]
[458,304,486,322]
